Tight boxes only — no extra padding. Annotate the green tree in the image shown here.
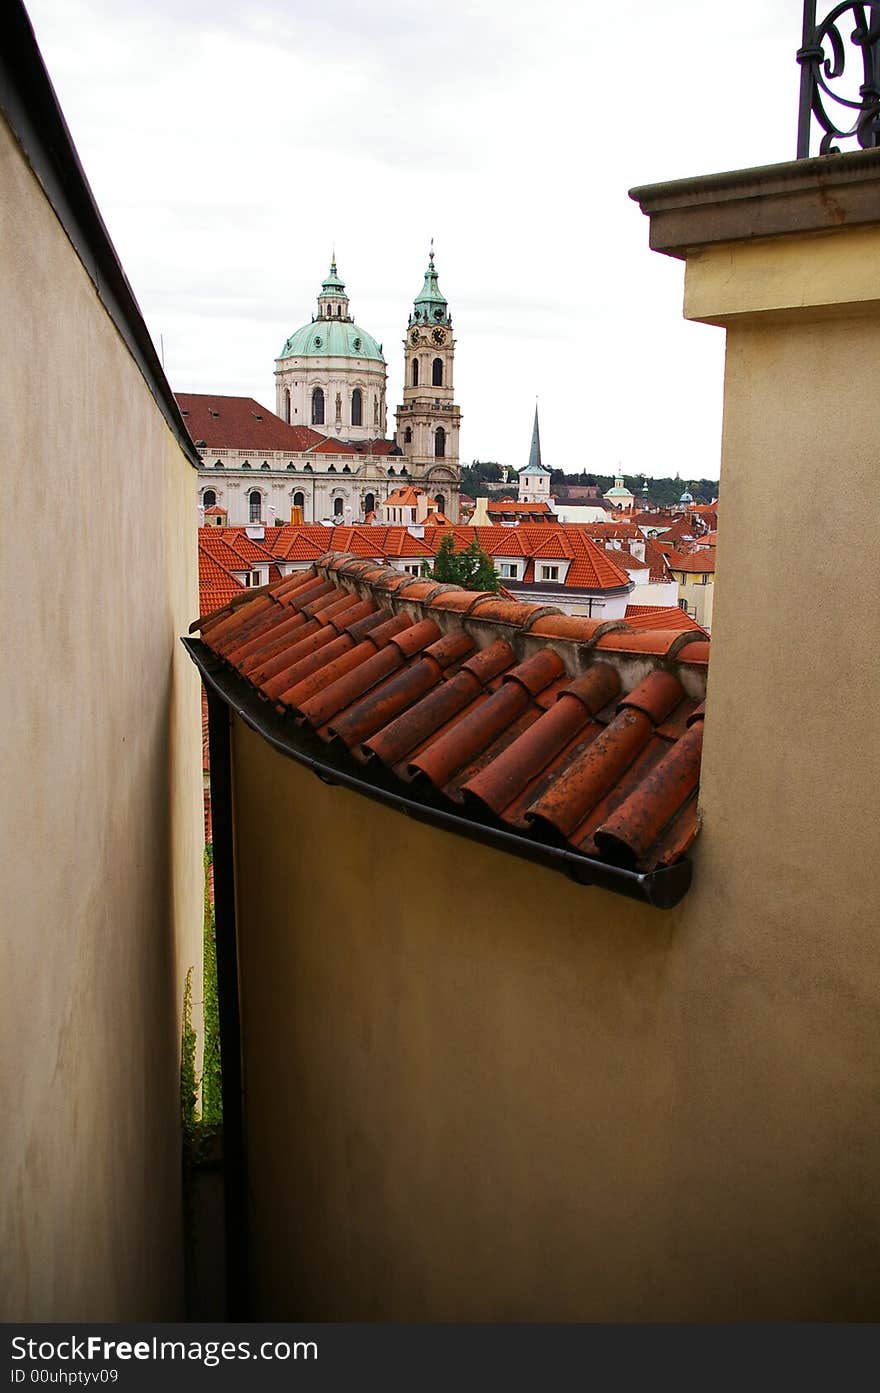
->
[424,534,500,592]
[459,460,503,494]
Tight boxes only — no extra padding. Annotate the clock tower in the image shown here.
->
[395,244,462,520]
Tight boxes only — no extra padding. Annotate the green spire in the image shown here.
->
[410,239,450,326]
[520,403,546,476]
[528,404,541,471]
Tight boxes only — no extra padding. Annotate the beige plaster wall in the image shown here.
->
[231,624,879,1323]
[0,114,203,1319]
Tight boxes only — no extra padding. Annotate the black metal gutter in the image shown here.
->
[0,0,201,470]
[183,638,692,912]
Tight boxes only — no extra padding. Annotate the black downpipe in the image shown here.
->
[206,686,249,1319]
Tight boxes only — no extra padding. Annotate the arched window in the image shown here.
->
[432,357,443,386]
[404,426,412,444]
[287,462,296,470]
[202,489,217,509]
[249,489,262,523]
[434,493,446,515]
[336,305,341,317]
[260,461,270,470]
[311,387,325,425]
[213,460,224,469]
[435,427,446,458]
[241,460,251,469]
[303,463,313,473]
[351,388,363,426]
[364,492,375,515]
[293,491,305,511]
[284,388,291,424]
[411,358,419,387]
[333,497,344,518]
[327,464,336,473]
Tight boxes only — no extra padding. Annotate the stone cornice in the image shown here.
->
[629,148,880,259]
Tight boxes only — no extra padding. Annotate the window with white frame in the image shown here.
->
[249,570,262,587]
[540,564,559,581]
[403,563,421,575]
[497,562,517,579]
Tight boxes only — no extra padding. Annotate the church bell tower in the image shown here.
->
[395,244,462,519]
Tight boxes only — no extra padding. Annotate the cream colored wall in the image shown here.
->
[230,670,879,1321]
[678,576,714,629]
[0,114,203,1320]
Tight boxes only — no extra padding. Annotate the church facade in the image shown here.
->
[185,253,462,526]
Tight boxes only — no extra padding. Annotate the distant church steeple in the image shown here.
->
[518,402,551,504]
[528,403,542,471]
[396,243,461,518]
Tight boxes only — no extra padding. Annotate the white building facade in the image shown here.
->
[190,254,462,525]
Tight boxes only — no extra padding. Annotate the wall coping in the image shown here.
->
[629,149,880,259]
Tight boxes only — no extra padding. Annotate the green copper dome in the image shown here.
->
[278,258,385,363]
[277,320,384,362]
[409,243,450,327]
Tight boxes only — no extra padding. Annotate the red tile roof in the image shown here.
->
[308,436,360,456]
[192,556,709,881]
[198,546,246,612]
[198,526,274,567]
[177,393,325,453]
[624,605,707,635]
[667,548,717,574]
[383,485,427,508]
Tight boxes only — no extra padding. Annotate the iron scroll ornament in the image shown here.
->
[797,1,880,156]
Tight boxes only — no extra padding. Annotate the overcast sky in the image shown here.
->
[26,0,803,479]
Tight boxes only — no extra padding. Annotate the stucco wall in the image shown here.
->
[230,664,878,1323]
[0,113,203,1320]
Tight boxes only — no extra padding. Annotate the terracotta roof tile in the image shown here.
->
[192,554,710,878]
[624,605,707,635]
[198,546,246,612]
[177,393,324,453]
[666,548,717,573]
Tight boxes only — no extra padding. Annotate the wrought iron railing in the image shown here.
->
[797,2,880,155]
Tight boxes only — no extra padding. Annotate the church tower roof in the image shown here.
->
[520,404,548,476]
[409,242,450,327]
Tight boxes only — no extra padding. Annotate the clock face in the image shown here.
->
[431,328,446,346]
[410,328,420,345]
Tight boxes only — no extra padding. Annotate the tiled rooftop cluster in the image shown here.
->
[193,555,710,877]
